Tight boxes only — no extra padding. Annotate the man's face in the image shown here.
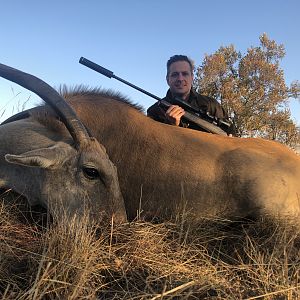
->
[166,61,193,99]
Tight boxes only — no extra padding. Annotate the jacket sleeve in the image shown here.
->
[205,96,237,136]
[204,96,228,119]
[147,101,189,128]
[147,102,168,123]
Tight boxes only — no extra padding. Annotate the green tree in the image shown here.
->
[194,33,300,146]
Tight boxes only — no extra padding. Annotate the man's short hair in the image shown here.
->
[166,55,194,76]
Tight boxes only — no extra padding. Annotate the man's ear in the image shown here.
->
[166,74,170,86]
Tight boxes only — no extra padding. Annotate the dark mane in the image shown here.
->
[58,85,145,113]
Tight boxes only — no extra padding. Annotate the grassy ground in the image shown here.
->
[1,191,300,299]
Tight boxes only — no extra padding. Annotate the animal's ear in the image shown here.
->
[5,142,74,169]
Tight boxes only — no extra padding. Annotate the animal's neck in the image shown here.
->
[73,100,150,161]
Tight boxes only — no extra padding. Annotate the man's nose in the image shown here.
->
[177,73,185,80]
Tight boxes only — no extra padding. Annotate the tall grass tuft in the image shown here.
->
[1,192,300,299]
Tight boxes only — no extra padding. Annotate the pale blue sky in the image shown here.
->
[0,0,299,123]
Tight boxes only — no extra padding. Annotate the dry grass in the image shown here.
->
[1,192,300,299]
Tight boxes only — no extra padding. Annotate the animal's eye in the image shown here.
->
[82,167,100,180]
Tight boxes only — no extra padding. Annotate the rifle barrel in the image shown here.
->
[79,57,161,101]
[78,57,228,136]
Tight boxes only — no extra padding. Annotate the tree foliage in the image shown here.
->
[194,33,300,146]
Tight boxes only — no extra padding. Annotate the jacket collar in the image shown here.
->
[166,89,197,102]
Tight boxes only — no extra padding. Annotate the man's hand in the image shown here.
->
[165,105,185,126]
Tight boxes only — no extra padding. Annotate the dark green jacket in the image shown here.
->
[147,89,235,135]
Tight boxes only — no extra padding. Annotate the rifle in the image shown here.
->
[79,57,229,136]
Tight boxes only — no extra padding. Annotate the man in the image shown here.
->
[147,55,235,135]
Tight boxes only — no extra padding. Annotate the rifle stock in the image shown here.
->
[159,100,228,136]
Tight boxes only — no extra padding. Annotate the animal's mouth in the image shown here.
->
[0,188,50,227]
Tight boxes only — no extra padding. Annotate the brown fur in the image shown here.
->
[24,86,300,223]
